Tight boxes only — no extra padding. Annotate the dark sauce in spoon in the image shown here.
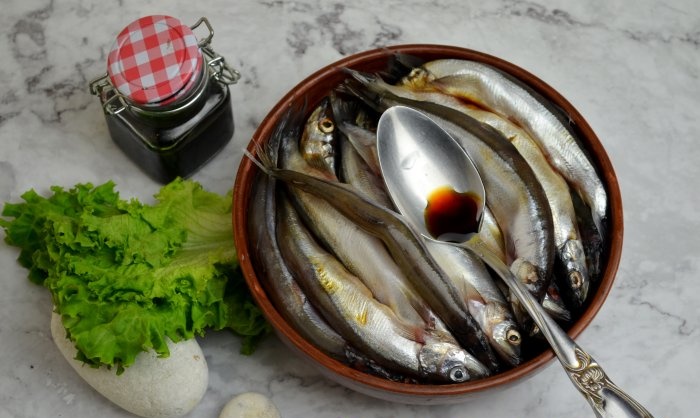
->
[424,186,482,242]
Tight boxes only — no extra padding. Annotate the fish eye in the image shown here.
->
[570,271,583,289]
[449,366,468,382]
[507,329,522,346]
[318,118,334,134]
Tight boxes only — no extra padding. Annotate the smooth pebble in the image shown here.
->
[51,311,209,418]
[219,392,281,418]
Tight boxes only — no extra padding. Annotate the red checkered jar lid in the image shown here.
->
[107,15,203,106]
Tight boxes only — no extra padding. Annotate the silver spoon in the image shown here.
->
[376,105,653,418]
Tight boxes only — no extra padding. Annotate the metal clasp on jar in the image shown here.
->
[89,17,239,116]
[192,17,241,86]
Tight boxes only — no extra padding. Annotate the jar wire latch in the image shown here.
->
[192,17,241,85]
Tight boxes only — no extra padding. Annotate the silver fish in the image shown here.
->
[300,97,337,174]
[276,194,488,382]
[426,241,522,366]
[248,134,501,372]
[250,113,422,382]
[248,168,347,360]
[404,60,608,241]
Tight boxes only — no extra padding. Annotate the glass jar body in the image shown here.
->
[99,75,234,184]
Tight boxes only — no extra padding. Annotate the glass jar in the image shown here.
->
[89,16,239,183]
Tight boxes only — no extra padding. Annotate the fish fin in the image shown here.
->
[304,159,333,175]
[463,284,487,309]
[384,312,427,344]
[411,328,427,345]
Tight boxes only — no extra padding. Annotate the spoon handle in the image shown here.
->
[463,237,654,418]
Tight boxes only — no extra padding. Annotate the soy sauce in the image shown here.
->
[89,16,239,184]
[424,186,482,242]
[102,82,234,183]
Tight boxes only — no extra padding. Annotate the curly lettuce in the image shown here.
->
[1,179,270,373]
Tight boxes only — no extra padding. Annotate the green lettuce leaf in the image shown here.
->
[1,179,270,373]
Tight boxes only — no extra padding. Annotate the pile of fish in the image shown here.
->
[246,54,608,384]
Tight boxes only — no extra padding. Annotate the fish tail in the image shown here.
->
[329,91,359,125]
[245,105,306,173]
[243,147,270,174]
[380,52,425,84]
[341,67,379,86]
[245,134,280,175]
[337,78,387,115]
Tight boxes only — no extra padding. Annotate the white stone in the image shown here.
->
[51,312,208,418]
[219,392,280,418]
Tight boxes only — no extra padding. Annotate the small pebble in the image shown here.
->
[219,392,281,418]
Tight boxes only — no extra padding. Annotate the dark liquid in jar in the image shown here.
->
[103,78,234,184]
[424,186,481,241]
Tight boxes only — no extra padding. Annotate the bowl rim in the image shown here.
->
[232,43,623,398]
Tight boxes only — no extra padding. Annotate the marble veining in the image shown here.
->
[283,3,403,56]
[1,0,698,417]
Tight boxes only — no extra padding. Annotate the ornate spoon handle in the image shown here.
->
[463,237,654,418]
[565,347,653,417]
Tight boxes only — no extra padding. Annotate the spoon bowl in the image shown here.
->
[377,106,485,243]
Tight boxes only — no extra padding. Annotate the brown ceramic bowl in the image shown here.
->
[232,44,622,404]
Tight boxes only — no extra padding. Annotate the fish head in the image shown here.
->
[418,342,489,383]
[560,239,591,307]
[489,316,523,367]
[300,97,336,175]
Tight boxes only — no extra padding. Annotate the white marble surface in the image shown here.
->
[0,1,697,417]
